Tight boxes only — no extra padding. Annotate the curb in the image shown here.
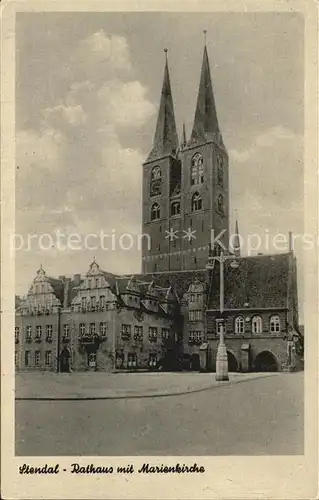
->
[15,373,278,402]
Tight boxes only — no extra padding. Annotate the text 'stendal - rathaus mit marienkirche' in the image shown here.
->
[15,44,304,374]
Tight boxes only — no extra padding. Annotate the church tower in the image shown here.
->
[179,42,230,270]
[142,51,181,274]
[142,42,229,273]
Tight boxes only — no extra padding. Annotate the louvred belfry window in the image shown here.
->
[191,153,204,185]
[151,202,160,220]
[217,194,224,215]
[217,154,224,187]
[191,192,202,212]
[150,166,162,196]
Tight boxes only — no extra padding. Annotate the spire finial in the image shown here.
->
[164,48,168,61]
[203,30,207,45]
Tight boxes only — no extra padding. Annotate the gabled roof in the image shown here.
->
[208,253,292,310]
[47,277,64,304]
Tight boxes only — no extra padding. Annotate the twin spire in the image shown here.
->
[147,40,224,162]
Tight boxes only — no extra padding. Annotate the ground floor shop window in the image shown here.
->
[88,352,97,368]
[149,353,157,369]
[116,350,124,369]
[127,352,137,369]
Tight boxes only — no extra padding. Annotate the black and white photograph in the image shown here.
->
[1,2,318,499]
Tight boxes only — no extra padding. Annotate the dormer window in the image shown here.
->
[151,203,160,221]
[171,201,180,216]
[150,166,162,196]
[191,153,204,185]
[191,192,202,212]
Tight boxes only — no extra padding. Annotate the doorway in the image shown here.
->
[254,351,278,372]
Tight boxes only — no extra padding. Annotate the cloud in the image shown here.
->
[16,29,155,290]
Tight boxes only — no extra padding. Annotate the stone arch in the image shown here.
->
[60,346,71,373]
[227,350,239,372]
[190,353,200,371]
[254,350,279,372]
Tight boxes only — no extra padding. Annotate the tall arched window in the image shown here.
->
[191,192,202,212]
[252,315,262,334]
[150,166,162,196]
[235,316,245,334]
[270,315,281,333]
[191,153,204,185]
[217,154,224,187]
[151,202,160,220]
[171,201,180,216]
[217,194,224,215]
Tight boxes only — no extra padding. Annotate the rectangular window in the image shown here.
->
[133,326,143,341]
[25,326,32,342]
[100,322,107,336]
[81,297,87,309]
[63,324,70,339]
[25,350,31,366]
[189,294,195,303]
[149,327,158,342]
[35,325,42,341]
[100,295,105,308]
[15,326,19,343]
[161,328,170,340]
[189,310,203,321]
[45,351,52,366]
[91,296,96,308]
[121,324,131,340]
[188,331,202,344]
[15,351,18,366]
[35,350,41,366]
[79,323,86,336]
[46,325,53,342]
[89,323,96,335]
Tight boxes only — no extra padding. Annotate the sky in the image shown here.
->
[15,11,305,314]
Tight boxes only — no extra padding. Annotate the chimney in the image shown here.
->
[63,279,70,309]
[288,231,294,253]
[73,274,81,286]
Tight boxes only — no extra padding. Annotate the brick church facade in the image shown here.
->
[15,45,303,373]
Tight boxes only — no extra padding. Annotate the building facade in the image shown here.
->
[15,45,303,373]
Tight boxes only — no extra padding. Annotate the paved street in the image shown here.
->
[15,372,303,456]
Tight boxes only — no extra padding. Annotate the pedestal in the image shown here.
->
[216,342,229,381]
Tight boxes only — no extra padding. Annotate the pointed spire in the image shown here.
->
[146,49,179,162]
[181,122,187,149]
[190,40,224,147]
[233,213,241,258]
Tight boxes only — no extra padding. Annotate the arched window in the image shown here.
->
[151,203,160,221]
[217,194,224,215]
[252,315,262,334]
[171,201,180,216]
[191,192,202,212]
[235,316,245,334]
[217,154,224,187]
[150,166,162,196]
[191,153,204,185]
[270,315,281,333]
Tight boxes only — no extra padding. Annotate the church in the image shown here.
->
[15,43,303,373]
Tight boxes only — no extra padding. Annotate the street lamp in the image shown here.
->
[205,250,239,381]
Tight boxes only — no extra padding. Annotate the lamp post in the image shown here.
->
[56,305,61,373]
[205,250,239,381]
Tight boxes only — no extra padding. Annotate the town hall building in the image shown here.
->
[15,44,303,373]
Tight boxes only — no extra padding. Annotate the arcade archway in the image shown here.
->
[254,351,279,372]
[227,351,239,372]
